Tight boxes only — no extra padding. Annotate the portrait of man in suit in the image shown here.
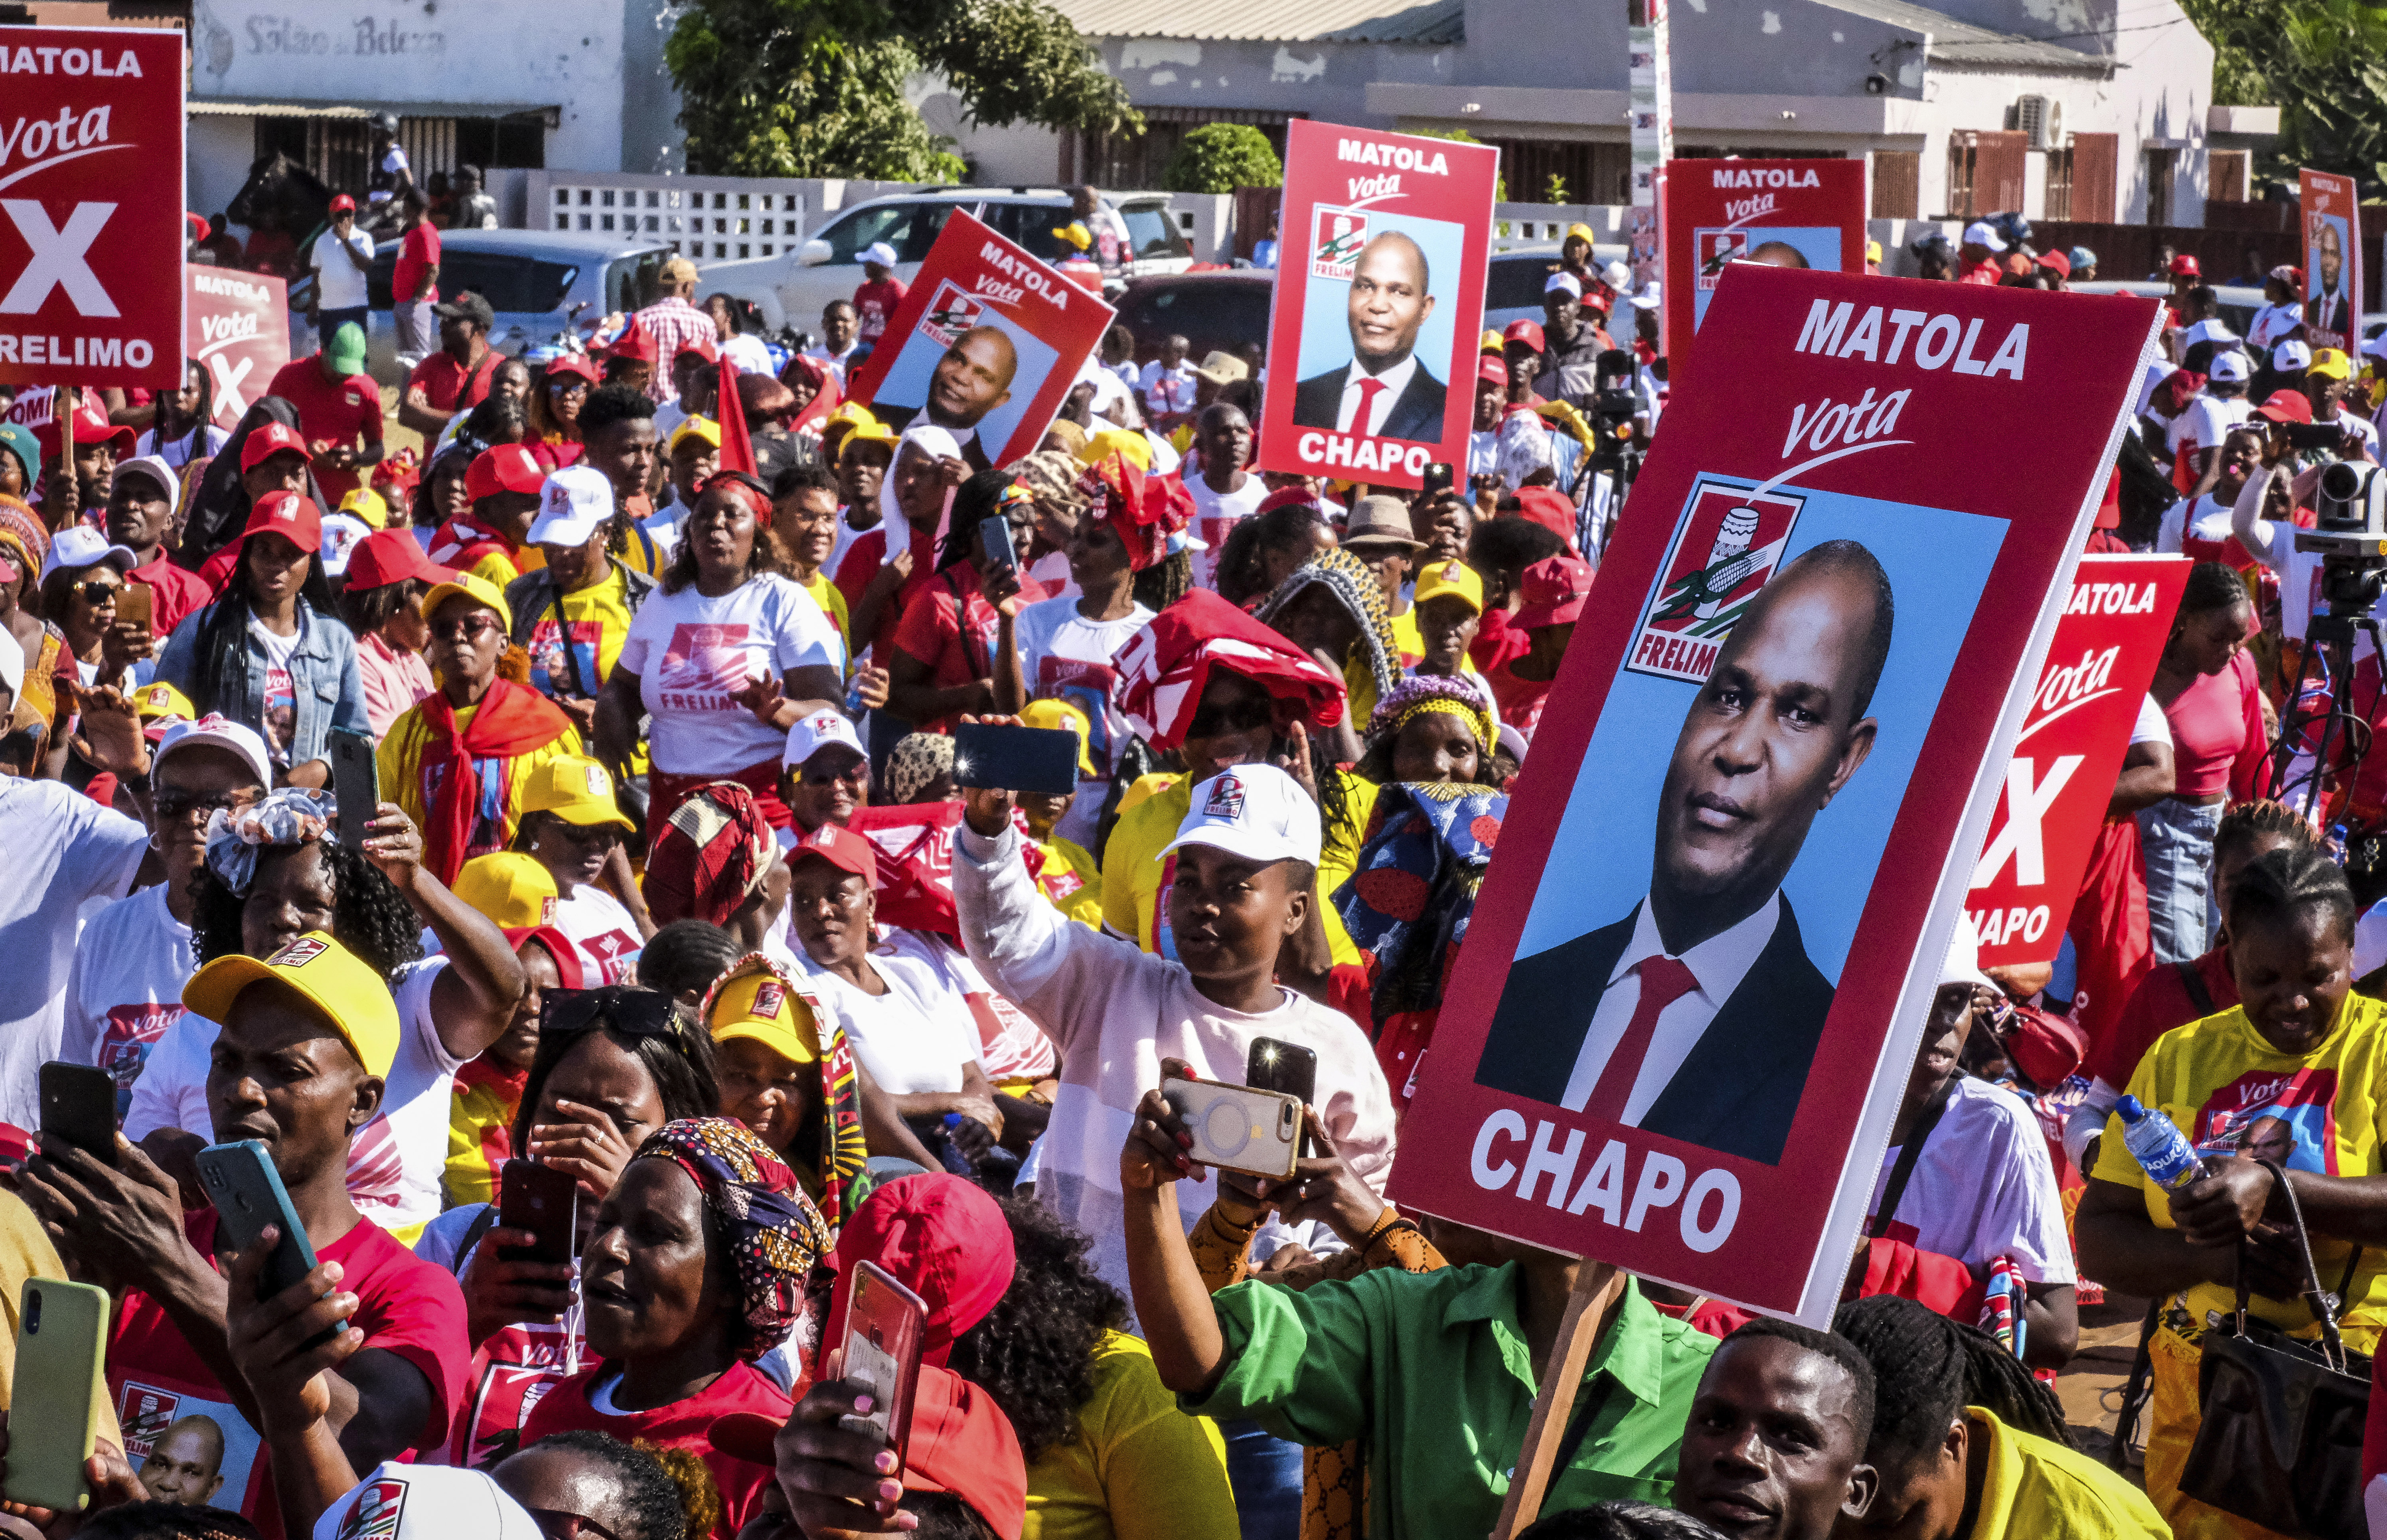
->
[1473,538,1895,1165]
[922,324,1017,471]
[1291,231,1448,444]
[2308,217,2350,343]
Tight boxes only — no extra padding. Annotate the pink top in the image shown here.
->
[2162,648,2269,801]
[359,629,436,738]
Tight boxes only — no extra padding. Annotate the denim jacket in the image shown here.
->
[156,596,371,771]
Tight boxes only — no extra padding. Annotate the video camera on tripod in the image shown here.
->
[2295,460,2387,625]
[1588,348,1641,472]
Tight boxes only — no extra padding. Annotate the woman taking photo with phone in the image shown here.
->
[885,471,1038,736]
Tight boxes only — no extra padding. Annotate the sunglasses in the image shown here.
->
[540,985,686,1042]
[73,579,121,606]
[155,788,253,821]
[550,379,591,398]
[544,818,622,848]
[1187,697,1275,738]
[428,615,503,644]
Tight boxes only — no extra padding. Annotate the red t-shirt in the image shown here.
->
[393,223,440,304]
[833,519,942,667]
[109,1210,471,1540]
[519,1361,793,1540]
[2160,649,2268,801]
[266,357,384,506]
[128,555,212,641]
[890,565,1046,734]
[405,349,498,415]
[2086,944,2237,1089]
[853,278,908,342]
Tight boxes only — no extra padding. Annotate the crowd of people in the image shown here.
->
[3,195,2387,1540]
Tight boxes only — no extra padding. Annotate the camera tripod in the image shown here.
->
[2268,605,2387,825]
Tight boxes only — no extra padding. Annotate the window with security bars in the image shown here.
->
[254,113,544,202]
[547,186,809,260]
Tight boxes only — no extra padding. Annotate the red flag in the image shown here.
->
[718,355,758,476]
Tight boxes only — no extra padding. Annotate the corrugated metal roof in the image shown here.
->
[1060,0,1459,43]
[190,97,558,120]
[1807,0,2115,75]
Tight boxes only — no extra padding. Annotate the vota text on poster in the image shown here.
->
[1256,119,1497,492]
[1388,268,2161,1323]
[1661,158,1865,390]
[0,27,184,389]
[187,267,290,431]
[2301,169,2361,355]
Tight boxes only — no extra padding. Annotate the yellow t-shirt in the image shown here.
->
[1390,605,1424,669]
[1099,770,1374,968]
[377,698,587,866]
[2093,990,2387,1333]
[1023,1331,1237,1540]
[1030,833,1104,930]
[520,567,646,775]
[1961,1408,2167,1539]
[461,547,536,592]
[798,571,853,665]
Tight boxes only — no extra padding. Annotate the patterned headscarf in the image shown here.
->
[0,497,46,582]
[1075,451,1191,572]
[204,788,334,897]
[1256,546,1399,716]
[1367,674,1497,758]
[699,954,869,1233]
[1496,406,1556,492]
[885,732,958,807]
[630,1117,833,1361]
[644,782,776,927]
[1011,448,1090,519]
[1335,781,1508,1047]
[1112,590,1347,752]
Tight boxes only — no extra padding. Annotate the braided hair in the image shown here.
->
[2225,843,2356,944]
[508,1431,690,1540]
[2176,559,2251,624]
[188,841,425,987]
[1132,547,1193,611]
[1832,1295,2067,1476]
[2214,798,2318,866]
[636,920,744,1003]
[946,1196,1129,1462]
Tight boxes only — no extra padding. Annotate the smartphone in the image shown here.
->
[327,729,378,850]
[194,1141,341,1336]
[952,721,1079,796]
[1420,462,1456,499]
[6,1278,107,1514]
[836,1260,928,1460]
[1163,1077,1303,1181]
[114,583,152,638]
[498,1159,578,1267]
[38,1063,116,1168]
[1247,1037,1318,1155]
[977,513,1017,574]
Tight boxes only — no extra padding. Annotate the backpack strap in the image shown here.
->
[1869,1081,1957,1240]
[2176,958,2215,1016]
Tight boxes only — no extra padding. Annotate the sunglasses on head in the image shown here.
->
[540,985,686,1042]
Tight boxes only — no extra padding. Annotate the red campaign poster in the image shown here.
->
[1661,159,1866,391]
[2301,169,2361,353]
[845,208,1114,470]
[187,266,289,432]
[1964,554,2188,969]
[1254,118,1497,491]
[0,28,184,390]
[1390,267,2161,1323]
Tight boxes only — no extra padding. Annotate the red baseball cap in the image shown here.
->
[465,444,547,501]
[1511,485,1581,554]
[1502,320,1546,354]
[1478,355,1510,388]
[1579,284,1613,315]
[344,529,459,592]
[239,421,313,474]
[2035,249,2072,280]
[543,355,600,389]
[788,820,879,889]
[2255,389,2314,425]
[328,194,356,213]
[1514,553,1594,629]
[608,317,659,363]
[239,490,324,554]
[2169,253,2201,278]
[673,332,719,363]
[38,401,134,462]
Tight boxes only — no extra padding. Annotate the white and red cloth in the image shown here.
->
[1112,590,1347,751]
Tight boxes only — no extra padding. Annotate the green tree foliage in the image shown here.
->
[2178,0,2387,194]
[667,0,1141,180]
[1161,123,1283,193]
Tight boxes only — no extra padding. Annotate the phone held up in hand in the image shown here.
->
[1163,1074,1304,1181]
[7,1277,108,1513]
[38,1061,117,1168]
[327,728,378,850]
[498,1159,578,1267]
[836,1260,928,1461]
[1246,1036,1318,1155]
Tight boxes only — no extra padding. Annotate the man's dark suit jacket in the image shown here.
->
[1289,361,1447,444]
[1473,899,1836,1166]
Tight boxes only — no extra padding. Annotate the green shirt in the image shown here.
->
[1185,1267,1714,1540]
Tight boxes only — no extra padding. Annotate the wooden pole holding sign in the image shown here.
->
[1490,1264,1623,1540]
[50,388,72,535]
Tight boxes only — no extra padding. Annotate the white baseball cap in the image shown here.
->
[784,707,865,770]
[1496,722,1530,766]
[863,241,899,269]
[0,627,21,705]
[530,465,616,548]
[2361,333,2387,365]
[154,713,273,791]
[1163,764,1322,869]
[1961,219,2008,252]
[1940,915,1997,992]
[113,453,179,503]
[1544,271,1583,299]
[1630,283,1662,310]
[44,525,136,577]
[311,1461,543,1540]
[2182,317,2239,348]
[2273,338,2315,372]
[1601,259,1631,291]
[2209,349,2252,383]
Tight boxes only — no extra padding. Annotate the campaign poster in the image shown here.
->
[1390,268,2161,1323]
[1662,160,1866,388]
[0,28,184,389]
[845,208,1114,471]
[187,266,289,431]
[1255,118,1497,491]
[116,1375,265,1515]
[1965,554,2187,970]
[2301,169,2361,353]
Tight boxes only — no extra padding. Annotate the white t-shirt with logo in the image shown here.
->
[616,573,845,776]
[2167,393,2253,470]
[1014,595,1153,847]
[124,958,464,1238]
[554,885,643,985]
[310,228,376,311]
[1865,1074,2076,1281]
[62,883,194,1122]
[249,618,300,768]
[804,941,983,1096]
[1183,475,1266,591]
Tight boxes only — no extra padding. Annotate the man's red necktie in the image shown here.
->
[1583,956,1700,1124]
[1348,375,1386,435]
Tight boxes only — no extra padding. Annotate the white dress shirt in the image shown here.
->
[1335,355,1418,435]
[1558,893,1783,1122]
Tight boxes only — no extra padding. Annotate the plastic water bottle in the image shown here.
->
[2115,1095,2203,1191]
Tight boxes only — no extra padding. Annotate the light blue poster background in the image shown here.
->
[1514,480,2009,984]
[868,304,1060,456]
[1293,210,1465,383]
[1691,226,1843,329]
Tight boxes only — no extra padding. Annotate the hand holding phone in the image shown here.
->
[953,720,1079,797]
[977,513,1018,575]
[195,1142,337,1317]
[498,1159,578,1267]
[1161,1076,1303,1181]
[38,1063,116,1169]
[5,1278,107,1513]
[114,584,153,638]
[837,1260,927,1460]
[327,729,378,850]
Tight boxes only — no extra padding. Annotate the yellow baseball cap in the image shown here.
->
[669,417,723,454]
[453,852,559,929]
[825,402,882,434]
[340,487,390,530]
[841,419,899,454]
[421,571,514,634]
[2311,347,2355,381]
[708,965,823,1065]
[1051,222,1092,251]
[1414,559,1485,616]
[1020,698,1096,776]
[184,931,401,1080]
[522,754,635,831]
[1480,329,1506,354]
[134,679,194,724]
[1079,427,1151,470]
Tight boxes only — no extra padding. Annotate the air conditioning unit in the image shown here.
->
[2015,94,2060,150]
[2045,99,2066,149]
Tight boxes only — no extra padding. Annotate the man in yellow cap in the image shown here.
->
[641,417,721,559]
[1407,558,1493,708]
[2302,346,2381,461]
[19,931,472,1534]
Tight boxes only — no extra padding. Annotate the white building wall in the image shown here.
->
[188,114,256,222]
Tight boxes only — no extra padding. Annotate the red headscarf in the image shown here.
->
[1112,590,1348,750]
[1077,451,1192,572]
[417,680,575,884]
[784,354,844,438]
[2156,369,2207,417]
